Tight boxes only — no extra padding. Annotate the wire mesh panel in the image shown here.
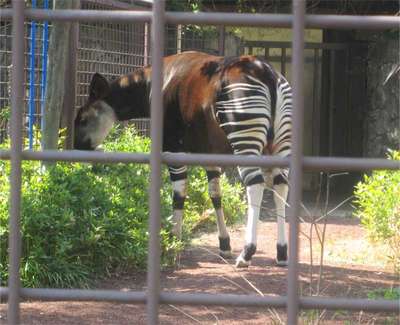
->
[0,5,49,146]
[0,19,12,142]
[0,0,149,143]
[165,24,220,55]
[76,0,147,108]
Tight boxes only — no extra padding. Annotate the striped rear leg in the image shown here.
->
[235,168,265,267]
[206,167,232,258]
[273,170,289,266]
[216,76,272,267]
[168,165,188,239]
[272,75,292,266]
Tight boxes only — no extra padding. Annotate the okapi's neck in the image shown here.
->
[103,67,151,121]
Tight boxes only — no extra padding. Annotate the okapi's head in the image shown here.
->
[74,73,117,150]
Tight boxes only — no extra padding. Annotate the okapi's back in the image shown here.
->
[162,52,280,123]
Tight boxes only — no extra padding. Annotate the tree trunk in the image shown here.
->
[42,0,76,150]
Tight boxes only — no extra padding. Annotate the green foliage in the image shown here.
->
[367,287,400,300]
[0,126,246,288]
[0,106,10,120]
[183,167,246,239]
[354,150,400,272]
[166,0,203,12]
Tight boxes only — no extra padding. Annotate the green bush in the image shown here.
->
[0,126,246,288]
[354,150,400,272]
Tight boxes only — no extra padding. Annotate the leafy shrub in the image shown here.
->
[354,150,400,272]
[367,287,400,300]
[0,126,246,288]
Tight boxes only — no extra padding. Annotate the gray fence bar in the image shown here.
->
[147,1,165,324]
[22,150,150,164]
[165,12,400,30]
[0,9,153,23]
[301,157,400,171]
[1,10,399,30]
[300,296,400,312]
[2,2,400,324]
[1,150,399,171]
[7,1,25,323]
[1,287,399,313]
[287,1,305,324]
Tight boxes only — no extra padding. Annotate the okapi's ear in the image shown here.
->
[89,73,110,101]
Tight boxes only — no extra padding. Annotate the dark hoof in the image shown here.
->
[219,236,231,251]
[235,243,256,268]
[219,250,233,259]
[276,243,288,267]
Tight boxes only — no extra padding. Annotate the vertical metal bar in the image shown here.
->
[312,48,318,155]
[176,24,182,54]
[28,0,37,149]
[287,1,305,324]
[147,1,165,324]
[143,23,149,66]
[328,51,335,156]
[281,47,286,76]
[344,48,351,154]
[8,0,25,323]
[218,25,225,55]
[264,47,269,60]
[65,0,80,149]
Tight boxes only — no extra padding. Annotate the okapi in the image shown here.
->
[73,51,292,268]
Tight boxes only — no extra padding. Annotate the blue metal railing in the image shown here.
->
[27,0,50,149]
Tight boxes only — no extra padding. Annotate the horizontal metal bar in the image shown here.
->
[0,287,146,303]
[302,156,400,171]
[0,10,398,30]
[160,292,286,308]
[0,9,152,23]
[1,288,398,312]
[162,152,289,168]
[301,296,400,313]
[164,154,399,171]
[22,150,150,164]
[165,12,399,30]
[1,150,399,171]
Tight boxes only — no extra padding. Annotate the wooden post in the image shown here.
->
[64,1,80,149]
[42,0,77,150]
[218,25,225,55]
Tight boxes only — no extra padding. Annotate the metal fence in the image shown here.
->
[0,0,148,145]
[0,1,399,325]
[0,8,49,145]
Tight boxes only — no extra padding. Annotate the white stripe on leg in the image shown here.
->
[245,183,264,245]
[273,183,288,246]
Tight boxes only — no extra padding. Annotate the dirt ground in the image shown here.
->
[1,217,399,324]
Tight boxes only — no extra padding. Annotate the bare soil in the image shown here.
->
[1,217,399,324]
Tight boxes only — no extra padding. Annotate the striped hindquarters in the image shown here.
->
[215,75,272,185]
[272,75,292,180]
[273,76,292,158]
